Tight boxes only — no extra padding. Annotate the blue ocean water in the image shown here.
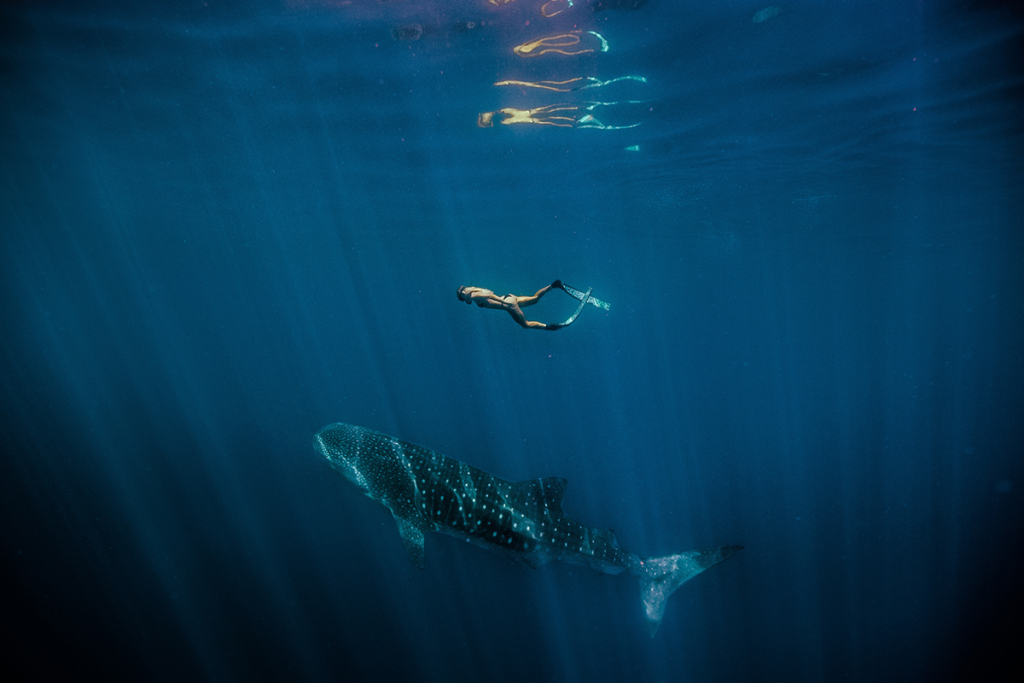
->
[2,1,1022,681]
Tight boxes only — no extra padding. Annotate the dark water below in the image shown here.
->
[2,1,1022,681]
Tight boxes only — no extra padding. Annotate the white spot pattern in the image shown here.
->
[314,423,635,573]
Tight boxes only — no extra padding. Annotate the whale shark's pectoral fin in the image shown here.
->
[521,554,544,569]
[393,515,426,569]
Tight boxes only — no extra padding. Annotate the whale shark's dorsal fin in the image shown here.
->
[516,477,568,513]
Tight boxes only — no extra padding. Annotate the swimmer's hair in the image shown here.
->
[477,111,495,128]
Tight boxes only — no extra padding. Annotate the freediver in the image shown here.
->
[457,281,566,330]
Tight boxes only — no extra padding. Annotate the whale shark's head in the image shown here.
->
[314,423,374,493]
[314,423,407,500]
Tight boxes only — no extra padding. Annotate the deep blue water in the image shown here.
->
[2,1,1022,681]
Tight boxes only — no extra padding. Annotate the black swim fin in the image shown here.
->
[549,286,592,330]
[560,283,611,311]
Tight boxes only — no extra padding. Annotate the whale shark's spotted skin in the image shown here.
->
[315,422,741,636]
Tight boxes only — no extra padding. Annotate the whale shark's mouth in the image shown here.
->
[314,431,370,493]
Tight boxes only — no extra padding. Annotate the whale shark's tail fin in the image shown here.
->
[638,545,743,637]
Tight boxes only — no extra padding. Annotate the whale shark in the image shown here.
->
[314,422,742,636]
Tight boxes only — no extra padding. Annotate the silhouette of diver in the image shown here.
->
[457,280,609,330]
[457,281,564,330]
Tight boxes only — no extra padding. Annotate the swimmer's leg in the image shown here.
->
[506,305,549,329]
[517,283,556,308]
